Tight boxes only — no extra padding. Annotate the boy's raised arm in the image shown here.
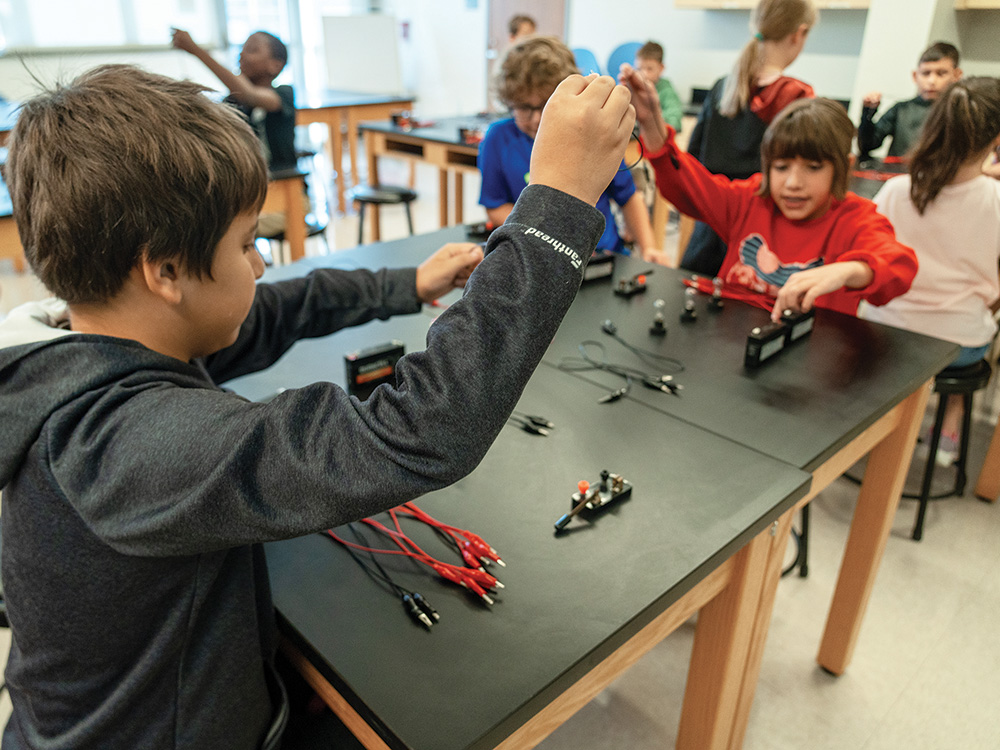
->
[531,74,636,205]
[617,64,667,153]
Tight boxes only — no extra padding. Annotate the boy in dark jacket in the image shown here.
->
[857,41,961,161]
[0,64,633,749]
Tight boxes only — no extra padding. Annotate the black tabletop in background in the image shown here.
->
[543,256,957,472]
[358,114,501,148]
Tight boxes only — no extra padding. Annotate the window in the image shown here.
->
[0,0,224,52]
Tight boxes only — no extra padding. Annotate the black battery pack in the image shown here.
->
[582,250,615,282]
[345,341,405,400]
[744,321,788,369]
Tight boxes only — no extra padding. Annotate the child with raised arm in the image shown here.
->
[479,35,666,264]
[682,0,817,276]
[619,65,917,321]
[0,65,633,750]
[860,77,1000,465]
[172,28,302,237]
[858,42,962,162]
[634,41,683,132]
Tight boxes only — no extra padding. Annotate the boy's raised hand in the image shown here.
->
[862,91,882,109]
[618,63,667,153]
[415,243,485,303]
[170,28,198,54]
[529,74,634,207]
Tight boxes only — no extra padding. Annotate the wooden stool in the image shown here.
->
[349,184,417,244]
[906,359,992,541]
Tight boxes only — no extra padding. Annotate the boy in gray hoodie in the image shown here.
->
[0,65,634,749]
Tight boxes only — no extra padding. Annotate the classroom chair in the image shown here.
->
[349,184,417,245]
[606,42,642,79]
[572,48,602,76]
[905,359,992,541]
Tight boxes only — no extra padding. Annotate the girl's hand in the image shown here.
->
[771,261,873,321]
[618,63,667,152]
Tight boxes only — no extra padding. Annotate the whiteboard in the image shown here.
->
[323,15,402,94]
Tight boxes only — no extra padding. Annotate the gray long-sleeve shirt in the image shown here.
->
[0,184,604,750]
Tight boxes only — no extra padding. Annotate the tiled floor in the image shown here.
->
[1,151,999,749]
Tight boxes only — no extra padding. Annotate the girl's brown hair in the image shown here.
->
[758,98,854,200]
[909,77,1000,215]
[719,0,818,117]
[494,35,578,108]
[6,64,268,304]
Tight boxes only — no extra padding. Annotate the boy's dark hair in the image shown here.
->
[919,41,959,67]
[910,77,1000,214]
[508,14,536,37]
[636,41,664,64]
[758,98,855,200]
[6,64,267,304]
[495,35,577,108]
[253,30,288,71]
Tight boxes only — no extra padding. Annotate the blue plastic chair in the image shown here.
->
[607,42,643,78]
[572,48,602,76]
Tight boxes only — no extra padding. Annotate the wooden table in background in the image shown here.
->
[0,149,25,273]
[295,91,415,215]
[359,116,495,240]
[262,169,307,264]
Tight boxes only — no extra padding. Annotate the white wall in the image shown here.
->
[1,2,997,119]
[384,0,488,118]
[0,49,224,101]
[566,2,866,103]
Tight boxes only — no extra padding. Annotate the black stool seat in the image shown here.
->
[349,184,418,244]
[907,358,992,541]
[349,184,418,204]
[935,359,992,392]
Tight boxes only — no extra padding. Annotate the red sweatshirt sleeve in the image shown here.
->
[644,127,755,243]
[828,196,918,307]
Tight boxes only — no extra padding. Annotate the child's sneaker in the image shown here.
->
[935,432,959,467]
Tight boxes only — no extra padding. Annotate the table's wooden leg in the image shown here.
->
[652,196,670,264]
[455,171,464,225]
[677,522,775,750]
[439,169,449,228]
[974,418,1000,502]
[365,132,381,242]
[280,639,391,750]
[677,215,695,264]
[285,178,306,263]
[0,218,26,273]
[817,381,932,675]
[724,508,797,750]
[347,113,361,190]
[332,114,346,214]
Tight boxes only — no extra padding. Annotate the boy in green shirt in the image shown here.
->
[634,41,683,132]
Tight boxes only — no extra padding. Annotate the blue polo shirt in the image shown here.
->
[477,118,636,254]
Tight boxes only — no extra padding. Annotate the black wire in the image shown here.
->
[617,132,645,172]
[606,330,684,373]
[325,523,411,598]
[558,340,649,395]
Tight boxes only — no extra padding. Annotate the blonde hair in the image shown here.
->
[719,0,818,117]
[494,35,578,107]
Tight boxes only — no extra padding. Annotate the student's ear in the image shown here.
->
[265,58,283,80]
[954,67,964,82]
[139,255,185,305]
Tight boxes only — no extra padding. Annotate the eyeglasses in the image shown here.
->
[510,103,545,118]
